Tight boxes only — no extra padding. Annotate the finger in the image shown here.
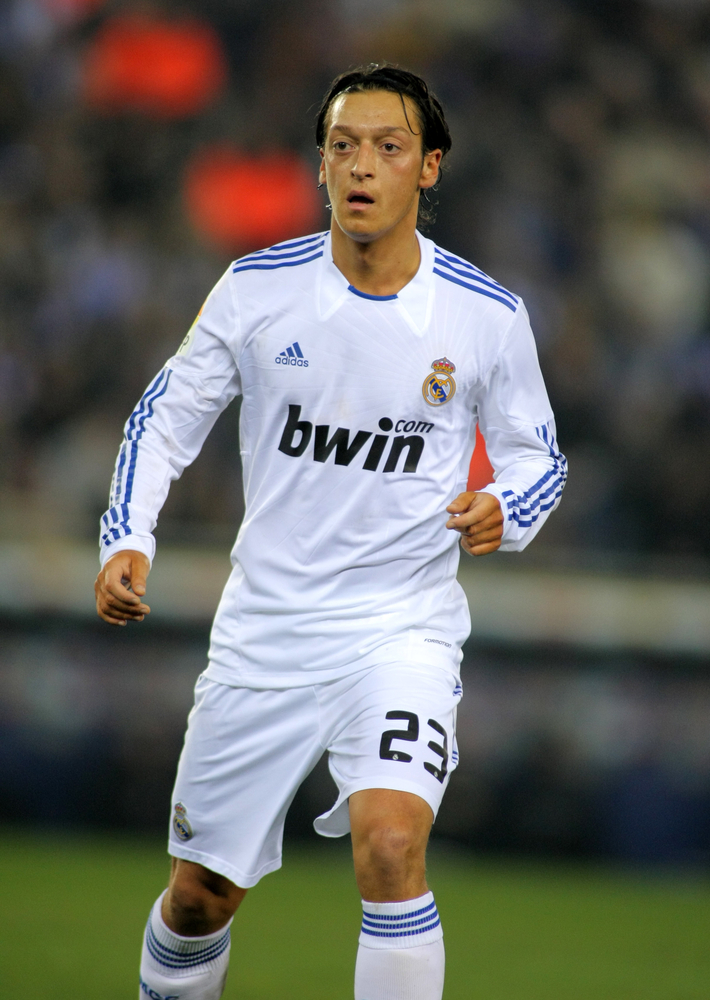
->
[100,552,151,603]
[461,535,501,555]
[99,593,148,617]
[95,579,150,617]
[446,510,482,530]
[102,569,151,610]
[103,590,151,614]
[130,569,148,598]
[105,575,143,605]
[97,607,144,625]
[99,614,126,626]
[125,552,151,597]
[96,608,145,625]
[461,537,502,556]
[464,526,503,545]
[447,507,503,532]
[446,493,502,530]
[445,491,476,514]
[96,604,128,625]
[97,572,141,607]
[460,511,504,535]
[103,602,150,619]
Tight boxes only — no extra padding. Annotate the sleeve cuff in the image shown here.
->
[99,534,155,569]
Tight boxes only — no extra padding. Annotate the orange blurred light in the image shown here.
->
[184,147,321,252]
[83,15,228,118]
[468,425,495,492]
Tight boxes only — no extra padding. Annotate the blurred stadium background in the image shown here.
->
[1,0,710,994]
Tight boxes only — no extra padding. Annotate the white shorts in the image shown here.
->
[168,663,462,888]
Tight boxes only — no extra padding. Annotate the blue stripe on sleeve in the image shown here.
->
[434,253,518,306]
[435,248,514,287]
[232,249,323,273]
[247,232,327,255]
[103,369,172,545]
[500,423,567,527]
[124,370,171,503]
[433,267,517,311]
[235,242,325,265]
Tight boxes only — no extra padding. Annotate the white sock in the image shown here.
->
[354,891,445,1000]
[139,890,231,1000]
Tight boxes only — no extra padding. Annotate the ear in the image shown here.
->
[318,148,326,187]
[419,149,442,190]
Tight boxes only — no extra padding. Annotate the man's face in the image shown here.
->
[319,89,442,243]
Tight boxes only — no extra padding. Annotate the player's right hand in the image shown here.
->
[95,549,151,626]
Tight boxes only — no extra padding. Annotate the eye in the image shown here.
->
[333,141,351,151]
[381,143,400,153]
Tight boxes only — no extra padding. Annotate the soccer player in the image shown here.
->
[95,64,566,1000]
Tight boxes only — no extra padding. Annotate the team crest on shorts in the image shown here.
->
[172,801,193,841]
[422,357,456,406]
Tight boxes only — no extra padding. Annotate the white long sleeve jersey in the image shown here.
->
[100,231,566,688]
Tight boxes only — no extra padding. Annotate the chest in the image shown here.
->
[237,294,484,432]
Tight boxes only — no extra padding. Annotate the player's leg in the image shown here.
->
[349,787,432,902]
[140,860,244,1000]
[162,857,247,934]
[139,674,323,1000]
[315,663,460,1000]
[349,788,444,1000]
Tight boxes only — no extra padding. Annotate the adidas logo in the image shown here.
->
[275,341,308,367]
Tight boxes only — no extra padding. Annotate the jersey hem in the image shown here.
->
[203,644,463,691]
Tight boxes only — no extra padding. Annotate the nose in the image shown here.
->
[351,141,376,179]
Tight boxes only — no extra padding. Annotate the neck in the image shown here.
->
[330,218,421,297]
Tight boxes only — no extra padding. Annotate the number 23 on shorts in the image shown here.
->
[378,710,449,782]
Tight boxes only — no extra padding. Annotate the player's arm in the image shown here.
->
[447,301,566,555]
[96,270,242,622]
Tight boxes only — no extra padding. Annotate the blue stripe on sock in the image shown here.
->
[362,900,436,922]
[361,917,441,939]
[145,923,230,970]
[362,912,439,931]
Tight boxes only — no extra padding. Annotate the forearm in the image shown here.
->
[100,364,239,566]
[480,419,567,551]
[474,302,566,552]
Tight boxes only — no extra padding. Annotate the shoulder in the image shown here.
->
[230,232,328,276]
[430,242,519,316]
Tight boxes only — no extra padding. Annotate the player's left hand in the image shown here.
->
[445,491,504,556]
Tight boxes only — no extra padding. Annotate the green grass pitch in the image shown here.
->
[1,829,708,999]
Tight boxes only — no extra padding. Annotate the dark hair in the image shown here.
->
[315,63,452,227]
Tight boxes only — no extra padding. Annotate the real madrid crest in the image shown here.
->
[172,801,193,842]
[422,357,456,406]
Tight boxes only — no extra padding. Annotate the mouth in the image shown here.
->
[347,191,375,207]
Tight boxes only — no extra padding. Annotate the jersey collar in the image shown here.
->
[318,230,435,335]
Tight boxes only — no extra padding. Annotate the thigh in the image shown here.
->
[314,664,461,837]
[169,675,323,888]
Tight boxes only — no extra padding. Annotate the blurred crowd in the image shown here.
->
[1,0,710,560]
[3,625,708,862]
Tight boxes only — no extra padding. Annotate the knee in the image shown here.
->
[361,824,420,870]
[354,822,426,890]
[164,861,246,936]
[350,790,432,900]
